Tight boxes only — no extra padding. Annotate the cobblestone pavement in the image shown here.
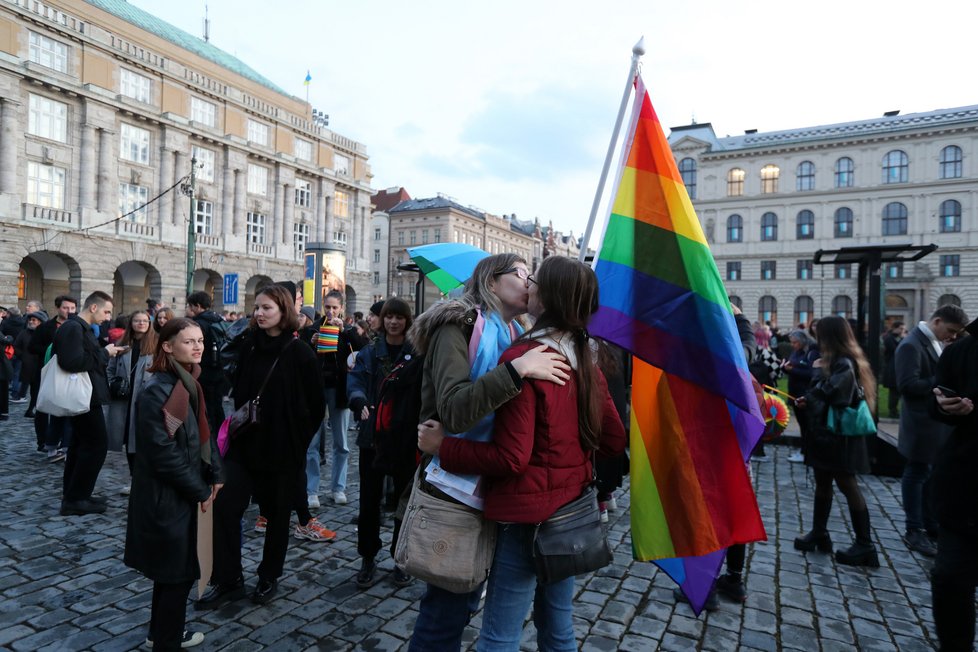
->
[0,411,954,651]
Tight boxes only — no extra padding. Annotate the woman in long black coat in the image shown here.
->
[124,318,223,651]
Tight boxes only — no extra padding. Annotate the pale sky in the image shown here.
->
[131,0,976,249]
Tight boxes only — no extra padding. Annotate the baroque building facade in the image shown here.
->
[669,106,977,328]
[1,0,373,315]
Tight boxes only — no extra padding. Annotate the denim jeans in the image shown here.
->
[478,524,576,651]
[324,388,350,493]
[901,460,936,532]
[409,583,483,652]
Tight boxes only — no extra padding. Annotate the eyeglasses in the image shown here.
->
[526,275,537,286]
[497,267,529,281]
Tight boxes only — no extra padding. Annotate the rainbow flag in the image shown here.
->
[316,323,339,354]
[589,74,766,614]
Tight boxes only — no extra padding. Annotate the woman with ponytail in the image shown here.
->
[418,256,626,650]
[124,318,223,650]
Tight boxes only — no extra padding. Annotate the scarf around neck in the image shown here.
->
[163,361,211,464]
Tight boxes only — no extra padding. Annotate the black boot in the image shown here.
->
[794,494,833,553]
[835,507,879,568]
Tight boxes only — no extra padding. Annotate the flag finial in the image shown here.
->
[633,37,645,56]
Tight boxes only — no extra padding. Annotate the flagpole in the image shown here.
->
[579,37,645,262]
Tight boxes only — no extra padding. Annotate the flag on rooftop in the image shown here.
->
[304,70,312,86]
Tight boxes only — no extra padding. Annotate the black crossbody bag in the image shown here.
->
[227,339,294,439]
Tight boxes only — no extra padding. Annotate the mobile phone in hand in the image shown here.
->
[936,385,959,398]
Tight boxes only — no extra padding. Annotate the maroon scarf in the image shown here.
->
[162,362,211,464]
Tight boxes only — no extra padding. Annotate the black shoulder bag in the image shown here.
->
[227,339,294,440]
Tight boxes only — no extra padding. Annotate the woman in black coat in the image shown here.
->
[197,285,325,609]
[124,318,222,651]
[793,316,879,568]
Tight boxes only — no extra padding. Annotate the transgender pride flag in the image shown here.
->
[589,74,767,614]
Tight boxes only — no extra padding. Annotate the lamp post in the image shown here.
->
[184,156,198,296]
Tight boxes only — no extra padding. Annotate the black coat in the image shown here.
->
[53,315,110,407]
[124,373,222,583]
[896,326,952,463]
[229,330,325,475]
[881,331,902,389]
[13,328,40,385]
[804,356,871,474]
[932,322,978,540]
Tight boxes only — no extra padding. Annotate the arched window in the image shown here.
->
[760,212,778,241]
[796,161,815,191]
[728,295,743,310]
[758,295,777,324]
[760,164,780,194]
[17,268,27,300]
[796,210,814,239]
[727,214,743,243]
[834,157,854,188]
[727,168,745,197]
[940,145,963,179]
[937,293,961,307]
[679,158,697,199]
[883,150,909,184]
[939,199,961,233]
[794,296,814,327]
[832,295,853,319]
[834,207,853,237]
[882,202,908,236]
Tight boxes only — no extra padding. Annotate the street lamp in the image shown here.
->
[184,156,198,297]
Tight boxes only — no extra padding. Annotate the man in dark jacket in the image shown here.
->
[54,291,124,515]
[931,316,978,651]
[186,291,228,437]
[882,321,905,417]
[896,304,968,557]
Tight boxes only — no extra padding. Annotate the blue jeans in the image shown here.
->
[478,524,576,651]
[305,429,322,496]
[409,582,483,652]
[323,387,350,494]
[901,460,936,532]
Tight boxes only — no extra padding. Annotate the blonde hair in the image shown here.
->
[460,253,527,316]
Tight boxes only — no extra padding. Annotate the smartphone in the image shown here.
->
[936,385,959,398]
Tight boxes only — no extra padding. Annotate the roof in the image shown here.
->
[669,105,978,153]
[84,0,292,98]
[814,244,938,266]
[388,196,486,220]
[371,187,411,213]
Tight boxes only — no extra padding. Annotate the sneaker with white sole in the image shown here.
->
[46,449,66,463]
[332,491,348,505]
[145,629,205,648]
[254,516,267,534]
[607,496,618,511]
[787,451,805,463]
[307,494,320,508]
[294,518,336,542]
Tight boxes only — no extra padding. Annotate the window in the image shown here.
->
[434,228,441,242]
[295,179,312,208]
[883,150,909,184]
[422,229,429,244]
[374,227,381,240]
[28,94,68,142]
[835,264,851,279]
[409,230,417,245]
[247,119,269,146]
[334,190,350,218]
[758,296,777,324]
[796,161,815,191]
[727,214,743,242]
[832,295,852,318]
[938,293,961,307]
[939,199,961,233]
[120,123,150,164]
[886,262,904,279]
[190,97,216,127]
[882,202,908,236]
[246,212,266,244]
[29,31,68,73]
[834,157,854,188]
[193,199,213,235]
[728,295,743,310]
[834,207,854,238]
[797,260,813,280]
[760,212,778,241]
[940,145,963,179]
[191,146,215,183]
[334,154,350,176]
[372,249,380,264]
[294,223,309,254]
[294,138,313,162]
[796,210,814,239]
[679,158,697,199]
[397,230,404,245]
[26,162,65,208]
[726,262,741,281]
[119,183,149,222]
[760,164,780,193]
[396,280,404,296]
[120,69,151,103]
[794,296,814,326]
[761,260,776,280]
[940,255,960,277]
[727,168,745,197]
[247,164,268,196]
[334,231,348,245]
[373,271,380,285]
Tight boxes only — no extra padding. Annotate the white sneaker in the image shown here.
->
[121,484,131,495]
[787,451,805,463]
[607,496,618,512]
[307,494,320,508]
[332,491,348,505]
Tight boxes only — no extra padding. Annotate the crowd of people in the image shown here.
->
[2,271,976,650]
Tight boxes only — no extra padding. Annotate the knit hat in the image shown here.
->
[370,300,386,317]
[27,311,49,322]
[275,280,297,302]
[299,306,316,323]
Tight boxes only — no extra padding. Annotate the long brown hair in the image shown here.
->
[120,310,158,356]
[147,318,203,373]
[521,256,603,451]
[461,253,527,317]
[815,315,877,413]
[249,285,299,334]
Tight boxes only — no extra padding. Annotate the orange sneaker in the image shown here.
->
[254,516,268,534]
[294,518,336,542]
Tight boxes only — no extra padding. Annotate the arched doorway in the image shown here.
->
[193,269,224,312]
[345,284,358,317]
[244,275,273,315]
[937,293,961,308]
[112,261,162,316]
[18,251,82,310]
